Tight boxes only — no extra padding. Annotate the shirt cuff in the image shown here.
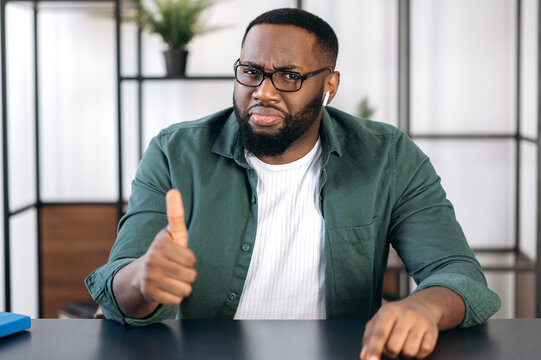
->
[413,272,501,328]
[85,258,178,326]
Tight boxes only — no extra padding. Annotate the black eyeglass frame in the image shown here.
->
[233,59,333,92]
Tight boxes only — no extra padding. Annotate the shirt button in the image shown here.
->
[241,244,250,252]
[228,292,237,301]
[251,195,257,204]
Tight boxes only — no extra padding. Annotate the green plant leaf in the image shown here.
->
[131,0,222,49]
[356,97,376,119]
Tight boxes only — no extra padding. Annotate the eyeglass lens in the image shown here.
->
[235,65,302,92]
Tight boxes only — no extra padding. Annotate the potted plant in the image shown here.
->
[355,96,376,119]
[134,0,221,76]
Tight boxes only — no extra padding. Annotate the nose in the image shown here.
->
[252,76,280,102]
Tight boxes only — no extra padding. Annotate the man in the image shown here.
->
[86,8,500,360]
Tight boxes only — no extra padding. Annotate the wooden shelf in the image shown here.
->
[5,0,116,11]
[386,247,537,272]
[120,75,234,81]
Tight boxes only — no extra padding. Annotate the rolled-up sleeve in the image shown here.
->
[388,130,501,327]
[85,135,179,326]
[85,258,178,326]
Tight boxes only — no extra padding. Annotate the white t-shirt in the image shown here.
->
[234,139,326,319]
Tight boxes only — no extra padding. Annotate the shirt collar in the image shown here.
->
[210,109,249,167]
[319,107,342,166]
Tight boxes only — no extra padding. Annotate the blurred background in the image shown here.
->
[0,0,539,320]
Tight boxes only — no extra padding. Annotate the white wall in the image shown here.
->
[39,9,117,202]
[304,0,398,125]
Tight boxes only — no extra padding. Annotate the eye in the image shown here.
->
[243,67,261,77]
[282,72,302,81]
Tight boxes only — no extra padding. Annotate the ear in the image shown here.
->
[322,71,340,106]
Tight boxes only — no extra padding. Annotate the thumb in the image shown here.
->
[166,189,188,246]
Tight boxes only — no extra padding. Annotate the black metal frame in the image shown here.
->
[32,0,43,318]
[1,0,11,313]
[0,0,540,317]
[114,0,124,220]
[536,0,541,317]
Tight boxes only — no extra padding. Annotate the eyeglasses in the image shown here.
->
[234,59,333,92]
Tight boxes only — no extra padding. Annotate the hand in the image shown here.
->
[360,297,439,360]
[133,189,197,307]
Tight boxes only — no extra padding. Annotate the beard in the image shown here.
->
[233,93,323,158]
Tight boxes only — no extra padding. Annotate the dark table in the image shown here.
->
[0,318,539,359]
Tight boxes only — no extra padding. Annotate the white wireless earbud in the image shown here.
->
[322,91,330,107]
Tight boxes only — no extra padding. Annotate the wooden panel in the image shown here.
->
[383,247,406,300]
[41,205,118,318]
[516,271,536,318]
[383,272,400,299]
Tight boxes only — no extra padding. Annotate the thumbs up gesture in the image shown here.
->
[134,189,197,307]
[112,189,197,318]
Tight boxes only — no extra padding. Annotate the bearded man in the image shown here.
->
[87,8,500,360]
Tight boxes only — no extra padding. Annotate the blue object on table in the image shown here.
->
[0,312,31,338]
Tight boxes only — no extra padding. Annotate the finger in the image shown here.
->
[417,327,438,359]
[360,319,374,360]
[361,311,399,360]
[161,261,198,283]
[156,279,193,299]
[159,237,196,266]
[383,319,411,358]
[399,326,423,358]
[166,189,188,246]
[148,230,196,267]
[144,285,184,307]
[164,243,197,268]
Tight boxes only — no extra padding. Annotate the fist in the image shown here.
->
[135,189,197,306]
[360,299,439,360]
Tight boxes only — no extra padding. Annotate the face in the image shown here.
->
[233,24,337,163]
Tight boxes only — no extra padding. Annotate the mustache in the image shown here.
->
[246,103,287,116]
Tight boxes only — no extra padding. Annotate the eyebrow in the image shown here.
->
[242,60,302,72]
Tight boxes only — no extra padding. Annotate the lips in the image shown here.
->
[248,106,284,127]
[250,114,282,126]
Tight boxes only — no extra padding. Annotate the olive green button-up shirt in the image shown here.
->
[85,106,500,327]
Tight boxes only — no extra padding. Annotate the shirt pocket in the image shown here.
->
[328,218,377,303]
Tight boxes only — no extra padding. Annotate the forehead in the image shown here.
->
[240,24,318,70]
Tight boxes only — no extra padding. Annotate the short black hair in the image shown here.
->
[242,8,339,68]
